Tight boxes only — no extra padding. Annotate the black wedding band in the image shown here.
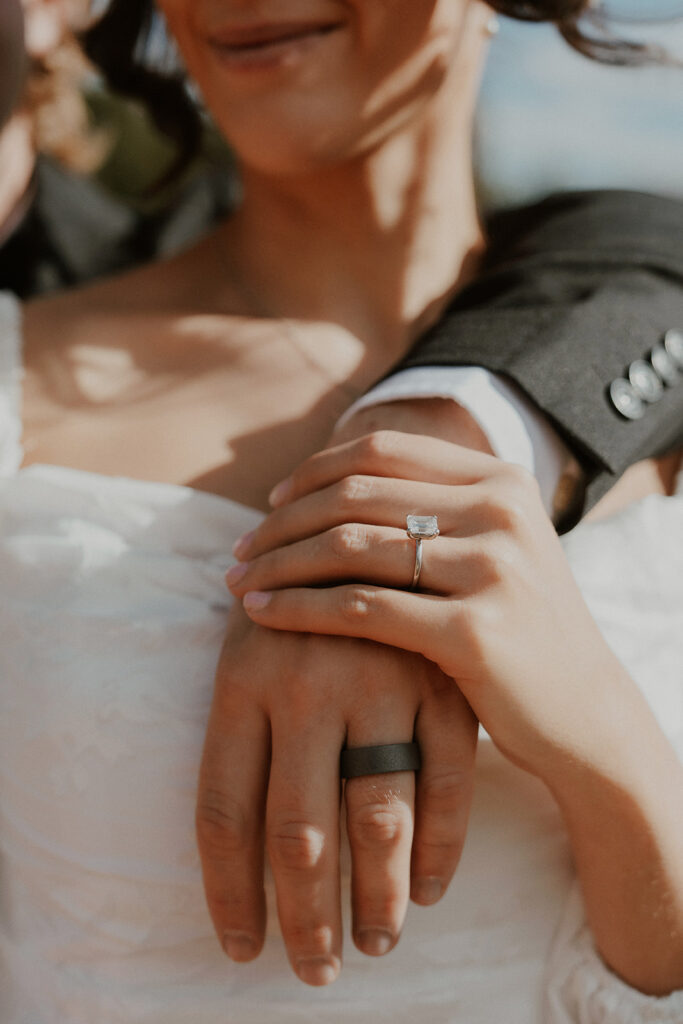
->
[340,742,421,779]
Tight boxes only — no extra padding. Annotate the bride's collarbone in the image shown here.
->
[23,307,368,421]
[20,304,372,505]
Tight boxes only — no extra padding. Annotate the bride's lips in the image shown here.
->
[206,19,346,72]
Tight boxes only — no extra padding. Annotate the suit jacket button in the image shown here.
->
[651,343,680,386]
[628,358,663,402]
[664,329,683,369]
[609,378,645,420]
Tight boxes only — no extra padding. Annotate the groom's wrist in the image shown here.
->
[332,397,495,454]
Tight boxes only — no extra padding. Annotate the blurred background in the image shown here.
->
[2,0,683,300]
[475,7,683,209]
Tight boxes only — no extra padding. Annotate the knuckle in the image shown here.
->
[328,522,369,560]
[337,586,376,623]
[196,792,249,857]
[490,491,528,532]
[465,543,506,588]
[360,429,401,467]
[336,474,374,510]
[350,802,407,851]
[268,820,326,872]
[356,891,403,924]
[283,922,334,956]
[203,887,254,923]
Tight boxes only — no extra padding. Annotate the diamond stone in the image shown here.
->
[406,514,439,539]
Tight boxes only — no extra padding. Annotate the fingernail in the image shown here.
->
[296,955,340,986]
[223,931,258,962]
[411,877,443,905]
[268,477,292,508]
[356,928,395,956]
[232,530,255,559]
[225,562,249,587]
[243,590,272,612]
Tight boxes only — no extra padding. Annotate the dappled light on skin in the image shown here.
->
[366,130,421,232]
[173,314,368,393]
[362,20,460,124]
[172,313,263,345]
[68,345,149,403]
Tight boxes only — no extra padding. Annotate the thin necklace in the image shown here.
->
[278,316,366,406]
[214,234,367,406]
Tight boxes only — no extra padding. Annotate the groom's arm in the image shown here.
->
[348,190,683,526]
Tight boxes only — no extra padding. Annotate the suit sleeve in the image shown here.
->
[394,190,683,516]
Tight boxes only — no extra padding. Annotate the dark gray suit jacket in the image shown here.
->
[398,190,683,517]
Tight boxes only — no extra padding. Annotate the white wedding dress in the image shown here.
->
[1,292,682,1024]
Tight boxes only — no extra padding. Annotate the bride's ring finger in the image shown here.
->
[227,523,469,596]
[236,477,487,561]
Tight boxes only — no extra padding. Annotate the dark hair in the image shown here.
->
[488,1,674,66]
[83,1,200,184]
[81,0,667,179]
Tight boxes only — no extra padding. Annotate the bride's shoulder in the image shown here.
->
[17,233,285,482]
[23,239,207,344]
[21,232,257,399]
[21,256,172,416]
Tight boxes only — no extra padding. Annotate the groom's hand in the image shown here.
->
[333,397,495,455]
[196,603,477,986]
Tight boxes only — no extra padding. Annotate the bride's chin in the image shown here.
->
[212,119,366,180]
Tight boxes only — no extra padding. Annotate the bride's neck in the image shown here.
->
[215,21,487,360]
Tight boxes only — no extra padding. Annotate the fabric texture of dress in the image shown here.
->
[0,292,681,1023]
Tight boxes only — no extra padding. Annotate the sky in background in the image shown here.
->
[474,14,683,212]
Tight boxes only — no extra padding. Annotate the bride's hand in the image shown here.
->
[228,431,628,782]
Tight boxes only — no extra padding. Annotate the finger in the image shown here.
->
[196,678,270,962]
[267,431,499,509]
[266,713,346,986]
[242,585,454,670]
[228,527,470,597]
[411,681,478,905]
[236,475,474,560]
[343,661,420,957]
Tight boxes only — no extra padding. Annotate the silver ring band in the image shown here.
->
[340,742,421,779]
[411,538,423,589]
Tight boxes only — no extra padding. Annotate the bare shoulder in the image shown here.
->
[24,235,216,355]
[21,230,252,412]
[23,257,172,425]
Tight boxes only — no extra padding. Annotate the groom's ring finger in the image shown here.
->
[343,701,419,957]
[227,526,467,596]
